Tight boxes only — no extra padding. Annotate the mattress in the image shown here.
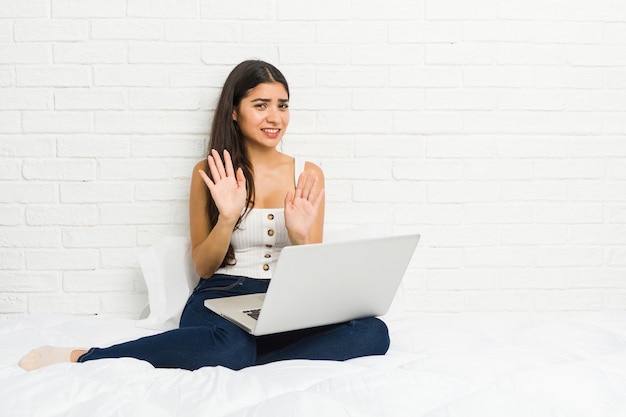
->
[2,312,626,416]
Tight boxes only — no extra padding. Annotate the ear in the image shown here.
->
[232,108,237,121]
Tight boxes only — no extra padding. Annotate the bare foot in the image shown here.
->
[18,346,86,371]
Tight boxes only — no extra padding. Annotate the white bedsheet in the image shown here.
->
[2,312,626,416]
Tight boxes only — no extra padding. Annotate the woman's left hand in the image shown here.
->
[284,171,324,245]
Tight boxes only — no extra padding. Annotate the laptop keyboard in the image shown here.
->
[243,309,261,320]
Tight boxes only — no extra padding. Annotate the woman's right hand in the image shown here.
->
[198,149,247,226]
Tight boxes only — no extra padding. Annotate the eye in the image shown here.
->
[279,103,289,110]
[254,103,267,109]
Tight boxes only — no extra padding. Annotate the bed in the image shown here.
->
[2,237,626,416]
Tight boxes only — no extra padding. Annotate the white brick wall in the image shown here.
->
[1,1,625,317]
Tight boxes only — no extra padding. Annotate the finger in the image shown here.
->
[312,187,325,209]
[284,190,294,207]
[294,172,306,199]
[306,175,319,201]
[223,149,235,178]
[235,167,246,189]
[198,169,216,194]
[210,149,227,179]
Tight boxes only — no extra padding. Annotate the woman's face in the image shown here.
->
[232,82,290,150]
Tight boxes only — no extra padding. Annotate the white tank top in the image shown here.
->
[215,158,306,279]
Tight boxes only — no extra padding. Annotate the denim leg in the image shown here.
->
[79,275,268,371]
[255,317,390,366]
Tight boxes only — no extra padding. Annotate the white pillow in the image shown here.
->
[136,236,199,331]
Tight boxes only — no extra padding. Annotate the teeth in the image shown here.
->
[262,128,279,133]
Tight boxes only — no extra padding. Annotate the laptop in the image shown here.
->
[204,233,420,336]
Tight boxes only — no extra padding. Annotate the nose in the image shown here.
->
[265,107,281,124]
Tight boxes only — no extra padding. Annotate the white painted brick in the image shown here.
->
[0,227,60,248]
[355,136,426,159]
[279,46,349,65]
[393,159,463,181]
[464,66,533,88]
[91,19,164,40]
[167,20,240,42]
[0,206,24,226]
[426,0,497,19]
[294,89,351,111]
[325,202,394,225]
[465,159,533,180]
[497,44,565,65]
[427,269,497,290]
[201,0,273,19]
[353,0,424,20]
[317,111,392,134]
[55,89,126,111]
[536,204,603,224]
[427,226,498,247]
[535,159,604,180]
[534,290,604,311]
[0,137,55,157]
[499,181,568,202]
[570,225,626,246]
[134,181,190,201]
[0,112,20,133]
[499,269,569,290]
[428,182,499,203]
[131,136,204,157]
[390,21,461,44]
[130,43,200,64]
[535,67,603,89]
[608,248,626,267]
[532,22,603,44]
[26,205,98,226]
[606,205,626,224]
[0,250,24,270]
[494,89,564,111]
[201,44,278,65]
[0,158,20,179]
[22,159,96,181]
[0,67,13,86]
[28,293,101,314]
[248,18,313,41]
[136,226,188,247]
[100,248,141,268]
[101,294,147,316]
[0,21,11,41]
[17,66,91,87]
[0,0,49,17]
[127,0,199,18]
[129,90,203,110]
[0,183,57,203]
[427,136,495,158]
[425,89,494,111]
[25,249,99,270]
[605,23,626,45]
[464,204,535,224]
[606,292,626,310]
[412,247,464,268]
[99,203,180,225]
[500,225,569,246]
[63,270,137,292]
[22,111,94,133]
[0,44,48,64]
[535,247,604,267]
[352,45,424,66]
[463,21,530,42]
[608,160,626,179]
[465,247,533,268]
[394,111,462,134]
[0,89,50,110]
[390,66,461,88]
[60,182,133,203]
[94,65,169,87]
[95,111,209,134]
[352,181,426,203]
[466,291,533,312]
[316,22,386,44]
[569,182,626,202]
[568,45,626,67]
[277,0,350,20]
[52,0,126,18]
[99,159,171,180]
[0,296,27,313]
[15,19,87,41]
[0,272,58,292]
[497,137,570,158]
[498,0,566,21]
[317,68,387,88]
[395,204,464,225]
[320,159,391,180]
[605,112,626,134]
[57,136,130,157]
[606,70,626,88]
[63,226,135,248]
[404,291,464,313]
[426,44,494,65]
[568,268,626,289]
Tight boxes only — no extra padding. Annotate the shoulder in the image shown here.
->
[304,161,324,178]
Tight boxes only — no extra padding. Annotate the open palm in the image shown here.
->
[284,171,324,245]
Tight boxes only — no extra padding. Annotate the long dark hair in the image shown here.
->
[205,60,290,267]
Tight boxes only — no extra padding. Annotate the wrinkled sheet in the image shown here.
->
[2,312,626,416]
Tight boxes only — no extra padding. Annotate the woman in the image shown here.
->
[19,60,390,371]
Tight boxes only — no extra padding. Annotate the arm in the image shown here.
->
[284,162,325,245]
[189,150,247,278]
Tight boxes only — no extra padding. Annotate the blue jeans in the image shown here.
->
[78,275,390,371]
